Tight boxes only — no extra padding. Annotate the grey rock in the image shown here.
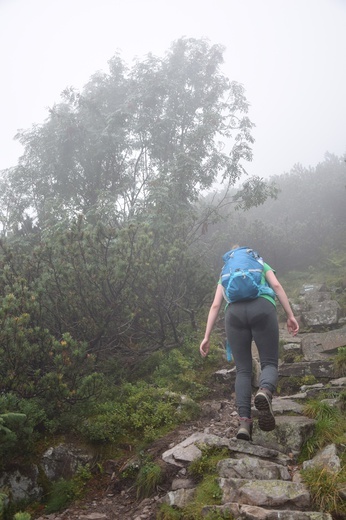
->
[218,477,310,509]
[227,439,283,460]
[215,367,236,381]
[162,432,228,466]
[300,383,324,392]
[162,487,196,508]
[300,284,328,295]
[0,465,43,502]
[330,376,346,386]
[204,503,333,519]
[283,342,302,352]
[171,478,195,490]
[41,443,93,481]
[302,300,340,327]
[217,457,291,480]
[252,416,316,455]
[302,444,341,472]
[301,327,346,361]
[272,397,304,415]
[279,360,334,379]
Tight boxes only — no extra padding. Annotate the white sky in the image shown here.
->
[1,0,346,178]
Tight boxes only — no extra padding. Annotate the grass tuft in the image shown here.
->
[300,400,346,460]
[333,346,346,377]
[136,461,162,499]
[301,466,346,517]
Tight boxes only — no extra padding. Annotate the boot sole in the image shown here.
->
[254,393,276,431]
[236,428,251,441]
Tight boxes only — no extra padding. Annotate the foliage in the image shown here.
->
[300,400,346,460]
[44,464,92,514]
[0,273,103,404]
[78,333,227,447]
[13,513,31,520]
[276,375,317,395]
[0,37,274,367]
[0,211,216,367]
[44,479,78,514]
[157,504,182,520]
[78,381,197,445]
[0,493,7,520]
[0,37,259,231]
[178,475,226,520]
[149,344,211,401]
[333,346,346,377]
[301,466,346,517]
[0,412,31,461]
[203,511,234,520]
[135,461,162,499]
[157,447,233,519]
[340,391,346,413]
[76,328,231,446]
[188,446,229,480]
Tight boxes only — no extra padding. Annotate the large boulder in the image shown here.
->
[301,326,346,360]
[292,284,341,329]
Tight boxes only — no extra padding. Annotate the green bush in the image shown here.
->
[0,412,32,463]
[44,479,78,514]
[13,513,31,520]
[79,382,200,445]
[0,281,104,428]
[44,464,91,514]
[0,493,7,520]
[150,342,217,400]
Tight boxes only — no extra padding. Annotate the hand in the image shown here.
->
[199,338,210,357]
[287,316,299,336]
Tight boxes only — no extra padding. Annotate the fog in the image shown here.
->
[1,0,345,176]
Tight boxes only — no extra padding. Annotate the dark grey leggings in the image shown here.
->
[225,297,279,419]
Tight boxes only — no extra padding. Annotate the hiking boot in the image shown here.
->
[236,417,253,441]
[254,388,276,431]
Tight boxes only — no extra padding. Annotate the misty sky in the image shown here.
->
[1,0,345,179]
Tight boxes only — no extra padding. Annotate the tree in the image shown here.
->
[0,37,261,232]
[0,37,278,363]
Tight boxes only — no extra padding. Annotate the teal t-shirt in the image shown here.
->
[260,262,276,307]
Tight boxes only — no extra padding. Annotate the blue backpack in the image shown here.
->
[220,247,275,303]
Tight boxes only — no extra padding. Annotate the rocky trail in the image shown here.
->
[4,284,346,520]
[33,368,345,520]
[35,384,345,516]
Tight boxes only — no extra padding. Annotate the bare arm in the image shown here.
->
[199,284,224,357]
[265,270,299,336]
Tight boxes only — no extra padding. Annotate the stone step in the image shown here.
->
[251,415,316,457]
[217,456,291,480]
[160,340,345,519]
[218,477,311,510]
[203,503,333,519]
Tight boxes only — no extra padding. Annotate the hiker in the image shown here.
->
[199,246,299,441]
